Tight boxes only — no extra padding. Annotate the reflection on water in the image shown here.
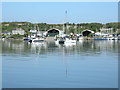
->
[2,40,118,56]
[2,40,118,88]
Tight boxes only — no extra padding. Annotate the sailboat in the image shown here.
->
[29,25,45,42]
[55,11,77,44]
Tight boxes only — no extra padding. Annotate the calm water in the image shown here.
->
[2,40,118,88]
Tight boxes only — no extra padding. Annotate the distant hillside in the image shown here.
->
[2,22,120,34]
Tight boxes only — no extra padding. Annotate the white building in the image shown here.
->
[2,31,11,35]
[29,30,37,33]
[12,28,25,35]
[100,28,113,33]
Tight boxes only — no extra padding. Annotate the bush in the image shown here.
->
[11,34,24,39]
[88,33,94,37]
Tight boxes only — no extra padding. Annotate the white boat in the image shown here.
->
[55,37,64,44]
[29,37,45,42]
[64,38,77,44]
[55,37,77,45]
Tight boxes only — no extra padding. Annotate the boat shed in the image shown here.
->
[82,29,94,36]
[46,28,64,37]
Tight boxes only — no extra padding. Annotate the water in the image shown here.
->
[2,40,118,88]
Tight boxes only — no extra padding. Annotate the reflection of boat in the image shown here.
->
[64,42,76,46]
[78,37,84,41]
[30,41,47,50]
[31,41,45,45]
[111,37,118,40]
[94,38,107,40]
[107,37,119,40]
[29,37,45,42]
[55,37,77,45]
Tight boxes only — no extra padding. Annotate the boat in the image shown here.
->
[94,38,108,40]
[55,37,65,44]
[55,11,77,45]
[111,37,118,40]
[64,38,77,44]
[23,37,31,41]
[55,37,77,45]
[29,37,45,42]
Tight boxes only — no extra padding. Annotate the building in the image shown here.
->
[29,30,37,33]
[12,28,25,35]
[2,31,11,35]
[100,28,113,33]
[4,24,10,26]
[81,29,94,36]
[46,28,64,37]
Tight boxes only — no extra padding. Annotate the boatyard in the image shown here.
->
[2,2,119,89]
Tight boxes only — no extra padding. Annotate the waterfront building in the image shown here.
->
[81,29,94,36]
[46,28,64,37]
[100,28,113,34]
[29,30,37,33]
[12,28,25,35]
[2,31,11,35]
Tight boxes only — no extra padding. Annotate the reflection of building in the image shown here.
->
[12,28,25,35]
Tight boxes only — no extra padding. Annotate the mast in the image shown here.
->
[63,10,68,34]
[65,10,68,34]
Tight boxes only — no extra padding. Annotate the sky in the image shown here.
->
[2,2,118,24]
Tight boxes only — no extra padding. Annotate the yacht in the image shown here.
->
[64,38,77,44]
[55,37,64,44]
[29,37,45,42]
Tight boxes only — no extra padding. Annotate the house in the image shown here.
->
[2,31,11,35]
[29,30,37,33]
[12,28,25,35]
[28,30,46,38]
[4,24,10,26]
[100,28,113,33]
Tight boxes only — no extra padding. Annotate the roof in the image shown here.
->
[47,28,63,32]
[82,29,94,33]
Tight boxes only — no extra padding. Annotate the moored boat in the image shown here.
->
[29,37,45,42]
[64,38,77,44]
[94,38,108,40]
